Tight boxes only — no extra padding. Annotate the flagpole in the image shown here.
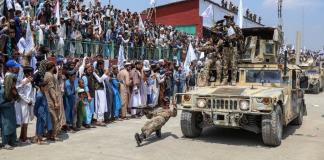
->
[154,3,157,24]
[212,5,215,24]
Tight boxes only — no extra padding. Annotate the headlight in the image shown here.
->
[240,100,250,111]
[183,95,191,102]
[256,97,272,105]
[197,99,207,108]
[262,98,271,105]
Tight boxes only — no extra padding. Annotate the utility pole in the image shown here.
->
[296,32,302,65]
[109,0,111,6]
[302,7,305,49]
[278,0,283,29]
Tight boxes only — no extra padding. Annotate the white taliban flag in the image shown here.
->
[117,45,125,70]
[201,4,213,18]
[55,0,60,26]
[237,0,244,28]
[25,20,34,53]
[184,43,197,74]
[150,0,156,6]
[139,14,145,31]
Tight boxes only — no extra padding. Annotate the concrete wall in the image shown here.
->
[154,0,203,37]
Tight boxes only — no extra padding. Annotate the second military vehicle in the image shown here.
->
[299,60,324,94]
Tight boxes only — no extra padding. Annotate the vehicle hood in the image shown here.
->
[186,86,284,98]
[308,74,320,79]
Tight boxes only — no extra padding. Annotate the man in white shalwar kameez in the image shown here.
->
[93,60,109,126]
[15,67,35,143]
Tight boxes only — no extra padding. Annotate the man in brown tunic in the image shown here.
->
[129,61,143,117]
[117,62,131,119]
[56,66,66,128]
[44,61,62,141]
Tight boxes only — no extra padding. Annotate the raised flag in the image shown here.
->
[117,45,125,70]
[139,15,145,31]
[55,0,60,26]
[25,20,34,53]
[201,4,213,18]
[150,0,156,6]
[184,43,197,74]
[237,0,244,28]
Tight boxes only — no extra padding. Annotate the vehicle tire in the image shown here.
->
[291,101,304,125]
[261,106,283,146]
[314,87,320,94]
[181,111,203,138]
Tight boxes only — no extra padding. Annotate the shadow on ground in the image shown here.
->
[180,124,301,147]
[140,132,179,147]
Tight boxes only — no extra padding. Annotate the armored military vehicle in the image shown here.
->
[177,27,307,146]
[299,59,324,94]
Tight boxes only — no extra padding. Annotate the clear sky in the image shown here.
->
[106,0,324,50]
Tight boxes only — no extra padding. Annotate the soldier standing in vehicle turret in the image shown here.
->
[222,15,244,85]
[198,20,225,86]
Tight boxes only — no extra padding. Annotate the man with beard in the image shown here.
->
[117,62,131,120]
[81,64,96,127]
[93,60,109,126]
[129,61,143,118]
[44,61,62,141]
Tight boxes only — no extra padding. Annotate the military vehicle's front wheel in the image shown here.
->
[261,106,283,146]
[314,87,320,94]
[291,101,305,125]
[181,111,203,138]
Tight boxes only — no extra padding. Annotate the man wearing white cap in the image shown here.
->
[117,62,131,119]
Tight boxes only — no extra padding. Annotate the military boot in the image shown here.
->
[156,129,162,138]
[134,133,142,146]
[135,133,146,146]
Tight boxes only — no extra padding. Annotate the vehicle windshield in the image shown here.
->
[307,69,319,74]
[246,70,282,83]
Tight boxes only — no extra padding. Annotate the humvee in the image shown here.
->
[299,63,324,94]
[177,27,307,146]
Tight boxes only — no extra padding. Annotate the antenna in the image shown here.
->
[278,0,283,29]
[302,7,305,49]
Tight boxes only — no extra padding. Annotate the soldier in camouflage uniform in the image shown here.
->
[222,15,244,85]
[134,97,177,146]
[198,22,225,86]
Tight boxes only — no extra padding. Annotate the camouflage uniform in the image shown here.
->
[222,16,243,85]
[135,104,177,146]
[198,40,223,85]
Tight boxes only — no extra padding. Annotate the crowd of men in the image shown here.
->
[220,0,262,24]
[0,0,199,61]
[0,0,205,150]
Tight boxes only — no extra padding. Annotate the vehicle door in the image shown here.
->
[291,69,301,118]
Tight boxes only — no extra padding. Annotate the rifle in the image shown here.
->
[130,106,154,110]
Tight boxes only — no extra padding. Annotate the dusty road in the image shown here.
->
[1,93,324,160]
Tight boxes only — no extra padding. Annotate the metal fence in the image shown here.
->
[44,39,185,60]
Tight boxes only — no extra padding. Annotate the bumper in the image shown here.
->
[178,107,271,128]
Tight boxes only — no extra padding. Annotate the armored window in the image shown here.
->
[246,70,282,83]
[265,43,274,54]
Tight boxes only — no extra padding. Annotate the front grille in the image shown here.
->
[300,76,309,89]
[207,99,240,111]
